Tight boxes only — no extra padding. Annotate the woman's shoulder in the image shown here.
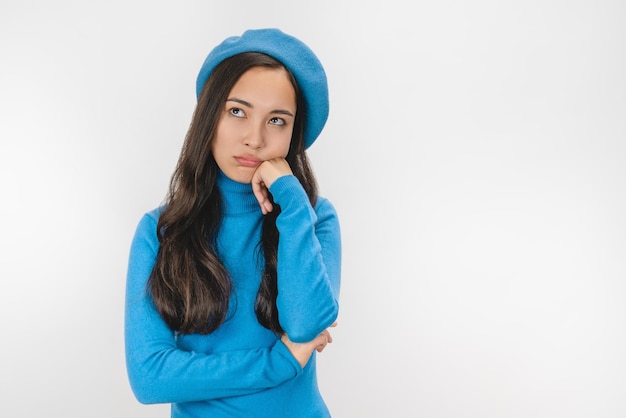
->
[314,195,339,220]
[133,205,166,236]
[143,205,165,223]
[129,205,166,256]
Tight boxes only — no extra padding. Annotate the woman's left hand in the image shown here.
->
[251,158,293,214]
[281,322,338,368]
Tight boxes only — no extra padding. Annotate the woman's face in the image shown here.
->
[212,66,296,184]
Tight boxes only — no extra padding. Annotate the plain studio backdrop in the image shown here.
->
[1,1,624,417]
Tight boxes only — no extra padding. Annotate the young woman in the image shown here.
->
[124,28,341,417]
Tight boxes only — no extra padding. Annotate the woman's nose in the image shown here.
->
[243,122,264,149]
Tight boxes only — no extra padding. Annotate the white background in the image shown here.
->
[1,1,625,417]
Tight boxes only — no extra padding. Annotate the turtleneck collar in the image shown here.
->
[216,170,261,215]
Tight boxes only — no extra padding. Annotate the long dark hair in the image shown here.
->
[148,52,318,335]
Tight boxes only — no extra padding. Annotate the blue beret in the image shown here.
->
[196,28,329,149]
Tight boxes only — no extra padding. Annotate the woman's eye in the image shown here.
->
[269,117,285,126]
[230,108,245,118]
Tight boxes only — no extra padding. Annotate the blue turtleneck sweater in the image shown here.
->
[124,173,341,417]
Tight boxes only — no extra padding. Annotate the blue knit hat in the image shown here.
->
[196,28,329,149]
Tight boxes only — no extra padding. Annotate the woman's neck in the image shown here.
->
[216,171,260,215]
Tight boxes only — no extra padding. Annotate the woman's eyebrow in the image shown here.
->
[226,97,252,107]
[271,109,295,117]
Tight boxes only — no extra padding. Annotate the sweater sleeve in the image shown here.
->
[269,175,342,343]
[124,211,301,405]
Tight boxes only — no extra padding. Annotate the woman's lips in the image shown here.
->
[235,155,262,168]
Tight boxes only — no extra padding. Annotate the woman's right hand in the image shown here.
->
[280,322,337,368]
